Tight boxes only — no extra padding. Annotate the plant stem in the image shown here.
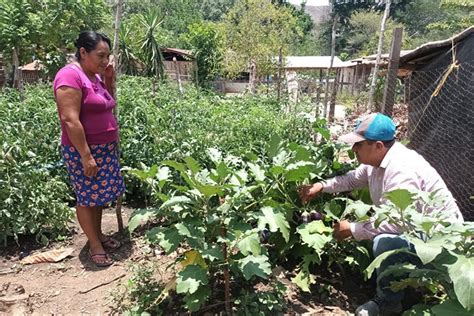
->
[220,225,231,314]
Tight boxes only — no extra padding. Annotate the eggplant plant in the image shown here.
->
[348,189,474,314]
[126,134,359,312]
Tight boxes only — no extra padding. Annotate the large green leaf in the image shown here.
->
[315,127,330,140]
[184,156,201,175]
[266,134,282,159]
[128,208,158,233]
[201,246,223,262]
[447,254,474,311]
[195,184,223,198]
[258,206,290,242]
[407,235,459,265]
[365,248,414,279]
[146,227,183,253]
[183,286,211,312]
[345,200,372,220]
[127,164,158,181]
[284,161,314,182]
[291,269,315,292]
[384,189,416,211]
[236,232,262,256]
[297,221,332,253]
[176,265,208,295]
[248,162,266,182]
[238,254,272,280]
[160,196,192,209]
[431,299,472,315]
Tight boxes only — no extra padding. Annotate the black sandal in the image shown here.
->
[88,250,113,267]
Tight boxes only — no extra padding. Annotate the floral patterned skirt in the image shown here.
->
[61,142,125,207]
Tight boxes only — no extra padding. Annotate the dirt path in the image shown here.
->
[0,207,137,314]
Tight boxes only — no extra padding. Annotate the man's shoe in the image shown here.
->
[355,297,402,316]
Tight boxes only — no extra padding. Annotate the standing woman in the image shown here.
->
[54,31,125,267]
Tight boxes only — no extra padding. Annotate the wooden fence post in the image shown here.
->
[328,68,340,123]
[0,54,4,88]
[277,47,282,102]
[173,57,183,94]
[382,27,403,117]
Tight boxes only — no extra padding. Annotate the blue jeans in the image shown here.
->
[372,234,420,303]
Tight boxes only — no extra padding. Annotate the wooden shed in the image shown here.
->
[161,48,196,81]
[19,60,43,84]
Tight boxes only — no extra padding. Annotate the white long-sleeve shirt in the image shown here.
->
[322,142,464,240]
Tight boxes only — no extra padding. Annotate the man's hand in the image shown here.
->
[333,220,352,241]
[298,183,323,204]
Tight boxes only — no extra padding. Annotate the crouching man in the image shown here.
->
[298,113,463,315]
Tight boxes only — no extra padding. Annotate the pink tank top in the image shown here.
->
[53,64,118,146]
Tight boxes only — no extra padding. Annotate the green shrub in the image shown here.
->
[0,85,73,245]
[0,76,314,243]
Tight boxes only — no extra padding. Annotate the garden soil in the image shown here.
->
[0,207,372,315]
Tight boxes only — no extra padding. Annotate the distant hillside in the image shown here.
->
[288,0,331,24]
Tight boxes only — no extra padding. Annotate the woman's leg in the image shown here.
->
[93,206,121,249]
[92,206,104,240]
[76,205,110,264]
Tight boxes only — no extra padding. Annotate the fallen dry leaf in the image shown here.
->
[20,248,74,265]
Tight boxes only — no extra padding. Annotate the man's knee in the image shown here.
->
[373,234,410,258]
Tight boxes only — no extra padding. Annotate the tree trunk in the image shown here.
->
[329,68,340,123]
[112,0,124,232]
[112,0,123,75]
[324,15,337,118]
[382,27,403,117]
[368,0,391,111]
[277,47,282,101]
[12,47,20,89]
[248,59,257,94]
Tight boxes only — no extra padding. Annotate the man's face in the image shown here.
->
[352,140,379,165]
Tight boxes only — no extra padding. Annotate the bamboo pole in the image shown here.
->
[382,27,403,116]
[112,0,124,232]
[368,0,391,111]
[323,15,337,118]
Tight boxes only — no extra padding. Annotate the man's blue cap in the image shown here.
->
[340,113,396,144]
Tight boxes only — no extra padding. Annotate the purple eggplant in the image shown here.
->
[260,229,270,243]
[310,211,323,221]
[300,213,310,224]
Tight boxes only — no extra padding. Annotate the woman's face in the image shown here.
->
[80,40,110,75]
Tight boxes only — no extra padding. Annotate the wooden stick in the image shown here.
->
[112,0,124,232]
[78,273,126,294]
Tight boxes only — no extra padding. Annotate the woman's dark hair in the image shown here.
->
[74,31,111,61]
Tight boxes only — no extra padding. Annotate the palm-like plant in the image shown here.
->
[139,9,165,80]
[118,24,140,75]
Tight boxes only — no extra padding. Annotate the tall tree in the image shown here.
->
[198,0,235,21]
[346,10,404,57]
[182,21,224,85]
[221,0,299,93]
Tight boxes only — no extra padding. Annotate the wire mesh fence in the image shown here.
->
[405,60,474,221]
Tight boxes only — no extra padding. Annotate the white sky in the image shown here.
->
[287,0,330,6]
